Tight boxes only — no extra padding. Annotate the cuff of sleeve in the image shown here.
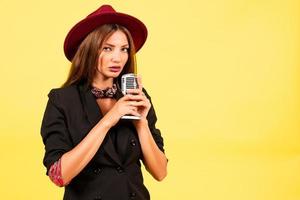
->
[48,158,64,187]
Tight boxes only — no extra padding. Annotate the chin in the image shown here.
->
[105,72,121,79]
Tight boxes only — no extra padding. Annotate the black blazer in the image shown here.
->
[40,82,165,200]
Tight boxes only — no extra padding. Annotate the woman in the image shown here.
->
[40,4,168,200]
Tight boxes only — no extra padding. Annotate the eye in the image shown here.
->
[102,47,112,51]
[122,48,129,52]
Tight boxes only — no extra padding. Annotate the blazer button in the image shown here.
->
[116,166,124,173]
[93,167,102,174]
[130,192,136,199]
[94,195,102,200]
[130,139,136,146]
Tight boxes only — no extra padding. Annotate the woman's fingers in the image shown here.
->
[116,74,151,117]
[127,100,148,107]
[126,88,140,95]
[126,94,148,102]
[120,94,131,102]
[129,109,141,117]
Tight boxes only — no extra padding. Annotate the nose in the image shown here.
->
[111,50,121,63]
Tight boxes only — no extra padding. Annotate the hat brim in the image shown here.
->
[64,12,148,61]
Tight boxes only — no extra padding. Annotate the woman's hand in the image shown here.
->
[102,94,141,128]
[101,75,151,128]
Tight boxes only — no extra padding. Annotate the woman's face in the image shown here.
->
[96,30,129,80]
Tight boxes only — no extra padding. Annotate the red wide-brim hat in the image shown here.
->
[64,4,148,61]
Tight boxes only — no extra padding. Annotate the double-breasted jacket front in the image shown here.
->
[40,82,165,200]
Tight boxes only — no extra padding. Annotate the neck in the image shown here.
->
[92,76,114,89]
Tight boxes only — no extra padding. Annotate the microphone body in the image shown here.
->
[121,73,141,120]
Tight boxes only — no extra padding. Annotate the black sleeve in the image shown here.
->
[40,89,72,175]
[142,88,165,153]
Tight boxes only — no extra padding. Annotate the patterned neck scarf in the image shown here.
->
[91,83,117,98]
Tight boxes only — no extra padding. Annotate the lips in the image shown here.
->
[109,66,121,72]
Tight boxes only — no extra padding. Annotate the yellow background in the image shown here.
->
[0,0,300,199]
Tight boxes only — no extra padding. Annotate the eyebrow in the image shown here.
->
[104,43,129,47]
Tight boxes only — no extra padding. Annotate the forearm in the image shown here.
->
[60,117,111,185]
[135,120,168,181]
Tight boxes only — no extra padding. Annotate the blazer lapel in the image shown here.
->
[78,82,122,166]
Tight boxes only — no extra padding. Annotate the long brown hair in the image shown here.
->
[61,24,136,88]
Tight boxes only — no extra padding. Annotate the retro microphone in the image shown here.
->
[121,73,141,120]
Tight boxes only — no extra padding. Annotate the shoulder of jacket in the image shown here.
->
[48,85,77,96]
[47,84,79,105]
